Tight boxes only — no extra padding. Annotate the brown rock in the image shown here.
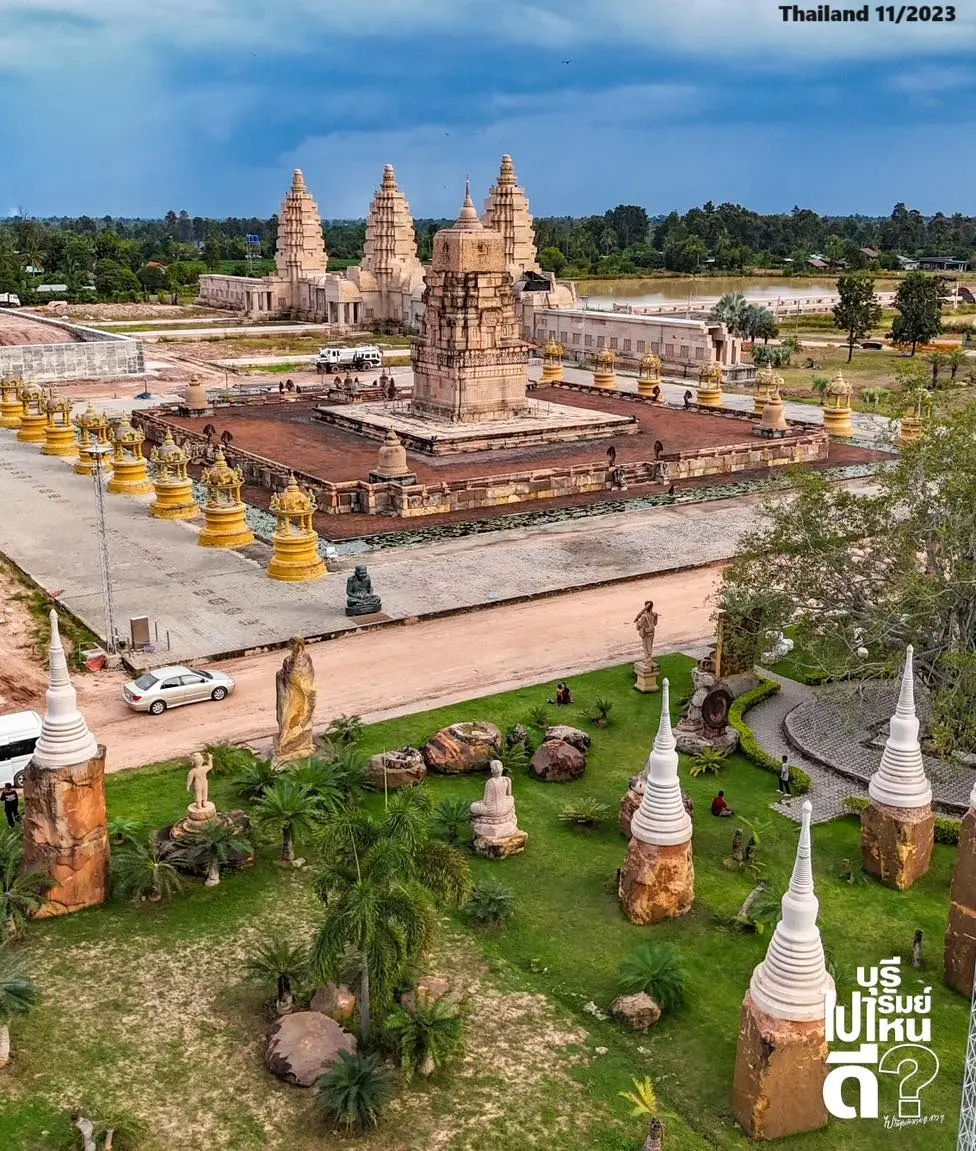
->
[423,722,502,774]
[310,983,357,1024]
[530,739,586,782]
[20,746,110,917]
[732,992,829,1139]
[860,800,934,890]
[544,725,591,752]
[365,747,426,790]
[474,829,528,859]
[945,807,976,995]
[266,1012,357,1087]
[619,789,641,838]
[400,976,462,1013]
[618,836,694,924]
[610,992,662,1031]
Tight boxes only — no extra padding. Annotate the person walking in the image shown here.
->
[778,755,792,796]
[1,782,20,828]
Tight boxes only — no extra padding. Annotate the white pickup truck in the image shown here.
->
[0,293,21,308]
[315,344,383,373]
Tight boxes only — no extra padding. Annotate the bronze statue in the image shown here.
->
[634,601,659,666]
[345,565,382,617]
[272,635,316,767]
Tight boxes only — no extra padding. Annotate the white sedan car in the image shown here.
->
[122,665,236,716]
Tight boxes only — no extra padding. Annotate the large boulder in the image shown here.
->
[310,983,357,1025]
[423,722,503,774]
[366,747,426,790]
[266,1012,357,1087]
[400,976,463,1013]
[611,992,662,1031]
[530,738,586,783]
[545,725,591,752]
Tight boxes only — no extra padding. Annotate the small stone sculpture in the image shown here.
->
[273,636,316,768]
[186,751,215,821]
[471,760,527,858]
[633,601,660,693]
[345,565,382,617]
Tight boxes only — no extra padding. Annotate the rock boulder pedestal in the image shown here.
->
[310,984,357,1025]
[366,747,426,790]
[618,839,694,924]
[860,800,934,891]
[530,738,586,782]
[474,829,528,859]
[618,789,642,838]
[610,992,662,1031]
[731,994,829,1140]
[945,803,976,996]
[423,722,502,774]
[266,1012,357,1087]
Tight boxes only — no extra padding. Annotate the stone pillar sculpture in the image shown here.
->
[198,447,255,549]
[696,362,723,408]
[272,636,316,768]
[633,600,660,693]
[591,347,616,389]
[542,338,564,384]
[149,430,200,520]
[16,384,48,443]
[73,403,113,476]
[821,370,854,438]
[732,801,833,1140]
[107,417,153,496]
[0,376,23,428]
[618,679,694,924]
[21,610,110,916]
[471,760,527,858]
[945,782,976,996]
[267,475,325,582]
[757,384,788,433]
[41,396,78,459]
[860,645,934,890]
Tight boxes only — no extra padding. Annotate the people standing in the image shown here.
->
[778,754,792,796]
[2,782,20,828]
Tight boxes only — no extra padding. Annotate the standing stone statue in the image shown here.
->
[633,601,660,693]
[470,760,527,858]
[272,636,316,768]
[186,751,215,821]
[345,565,382,617]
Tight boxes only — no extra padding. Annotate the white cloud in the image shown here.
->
[888,64,976,92]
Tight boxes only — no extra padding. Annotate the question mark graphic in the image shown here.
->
[878,1044,940,1119]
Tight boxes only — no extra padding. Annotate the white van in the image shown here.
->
[0,711,42,789]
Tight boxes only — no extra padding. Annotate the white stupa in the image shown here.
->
[867,645,932,810]
[32,609,99,770]
[630,679,693,846]
[749,800,834,1022]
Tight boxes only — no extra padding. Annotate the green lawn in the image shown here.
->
[0,658,964,1150]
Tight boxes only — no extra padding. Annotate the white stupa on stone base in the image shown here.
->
[630,679,693,846]
[867,645,932,810]
[32,609,99,770]
[749,800,833,1022]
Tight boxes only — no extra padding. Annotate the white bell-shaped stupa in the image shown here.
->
[32,609,99,769]
[630,679,693,846]
[867,645,932,810]
[749,800,834,1022]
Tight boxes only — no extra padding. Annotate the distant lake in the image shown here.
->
[575,276,901,308]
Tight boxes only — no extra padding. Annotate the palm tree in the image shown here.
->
[232,756,278,803]
[927,350,950,388]
[0,942,39,1069]
[946,346,968,382]
[112,835,183,904]
[176,819,252,888]
[0,827,49,938]
[245,935,309,1015]
[252,777,323,864]
[384,996,465,1082]
[619,1077,664,1151]
[315,1050,393,1133]
[709,292,749,337]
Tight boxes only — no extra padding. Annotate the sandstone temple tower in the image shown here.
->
[410,182,530,422]
[21,611,110,916]
[274,169,329,287]
[482,154,542,282]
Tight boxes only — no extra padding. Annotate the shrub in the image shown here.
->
[384,997,465,1082]
[728,681,811,793]
[324,714,363,748]
[618,943,686,1015]
[689,747,728,777]
[315,1051,394,1133]
[205,742,261,774]
[558,798,609,830]
[500,740,531,775]
[112,835,183,904]
[591,698,614,727]
[527,704,550,729]
[466,878,515,927]
[430,799,473,847]
[107,817,142,847]
[233,757,277,802]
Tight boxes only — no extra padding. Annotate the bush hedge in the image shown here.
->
[728,679,812,794]
[842,795,961,845]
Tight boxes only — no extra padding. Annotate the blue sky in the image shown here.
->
[1,0,975,220]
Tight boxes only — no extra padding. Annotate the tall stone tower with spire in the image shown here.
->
[732,801,833,1139]
[410,181,530,422]
[860,644,934,889]
[618,679,695,924]
[274,169,329,286]
[21,610,110,916]
[946,780,976,996]
[482,154,541,281]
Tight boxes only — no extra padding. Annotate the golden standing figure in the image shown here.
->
[272,636,316,768]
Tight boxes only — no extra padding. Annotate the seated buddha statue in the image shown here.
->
[345,564,382,617]
[470,760,519,839]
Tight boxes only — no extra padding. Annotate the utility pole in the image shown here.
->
[89,443,118,653]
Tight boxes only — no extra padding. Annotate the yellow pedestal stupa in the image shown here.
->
[73,402,114,475]
[696,362,723,408]
[0,377,22,429]
[149,430,200,521]
[895,415,924,448]
[16,385,48,443]
[41,397,79,459]
[637,351,663,399]
[591,347,616,389]
[107,417,154,496]
[198,447,254,549]
[541,338,564,384]
[753,364,774,415]
[759,385,789,432]
[822,369,854,438]
[267,474,325,582]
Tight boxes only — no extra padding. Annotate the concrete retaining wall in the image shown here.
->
[0,313,144,382]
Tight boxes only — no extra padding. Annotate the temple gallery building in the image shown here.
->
[198,154,749,382]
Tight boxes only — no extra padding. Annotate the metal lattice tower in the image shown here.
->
[91,451,118,653]
[959,975,976,1150]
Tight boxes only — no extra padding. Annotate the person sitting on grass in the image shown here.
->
[556,682,573,706]
[711,790,735,818]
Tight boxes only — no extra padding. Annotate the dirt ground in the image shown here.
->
[0,565,49,711]
[25,303,235,322]
[0,311,83,346]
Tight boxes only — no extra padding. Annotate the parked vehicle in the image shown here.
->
[314,344,383,372]
[0,710,42,788]
[0,293,21,308]
[122,666,235,716]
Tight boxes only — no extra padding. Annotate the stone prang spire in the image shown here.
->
[361,164,421,280]
[868,645,932,809]
[483,154,541,279]
[32,609,99,770]
[630,679,693,846]
[455,179,483,231]
[749,801,834,1022]
[274,168,328,282]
